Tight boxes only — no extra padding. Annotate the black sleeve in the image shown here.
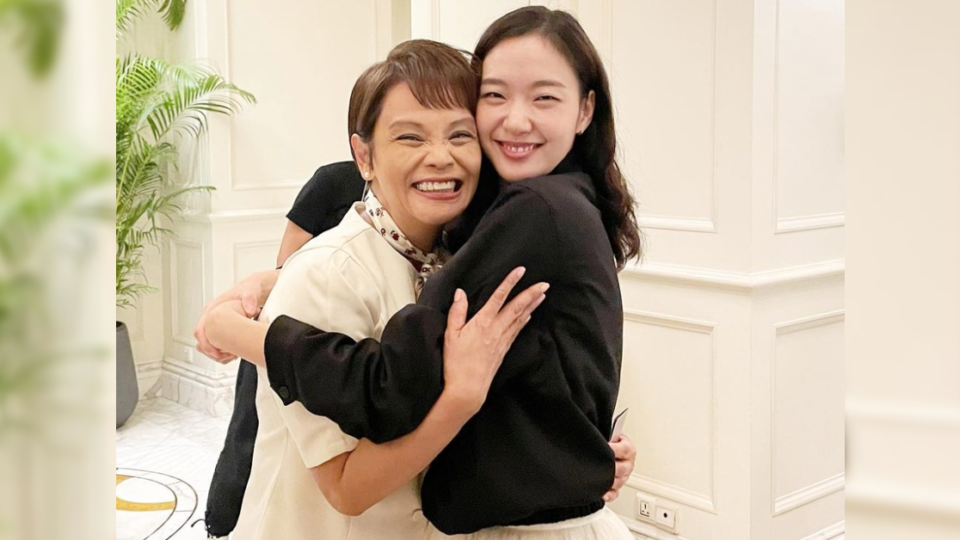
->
[264,305,447,444]
[420,185,563,390]
[264,184,561,442]
[286,161,365,236]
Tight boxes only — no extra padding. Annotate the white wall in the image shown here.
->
[414,1,844,539]
[150,0,408,415]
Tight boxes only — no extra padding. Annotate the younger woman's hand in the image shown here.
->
[441,267,549,416]
[603,434,637,502]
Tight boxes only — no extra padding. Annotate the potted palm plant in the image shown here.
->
[116,0,255,426]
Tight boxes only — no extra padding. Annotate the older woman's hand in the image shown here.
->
[603,434,637,502]
[194,269,280,362]
[440,267,549,416]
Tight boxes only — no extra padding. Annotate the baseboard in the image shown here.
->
[158,363,235,417]
[799,521,845,540]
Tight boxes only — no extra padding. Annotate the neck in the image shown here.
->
[400,223,440,253]
[369,185,440,253]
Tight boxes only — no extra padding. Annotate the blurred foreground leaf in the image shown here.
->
[0,0,63,77]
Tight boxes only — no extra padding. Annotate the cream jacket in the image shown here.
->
[233,204,431,540]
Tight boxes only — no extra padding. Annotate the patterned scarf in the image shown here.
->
[362,187,445,296]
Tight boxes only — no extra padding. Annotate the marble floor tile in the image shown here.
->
[116,397,231,539]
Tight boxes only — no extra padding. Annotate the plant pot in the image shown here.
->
[116,321,139,428]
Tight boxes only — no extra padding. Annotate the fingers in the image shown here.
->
[614,459,632,480]
[446,289,469,334]
[494,282,549,334]
[602,490,619,503]
[475,267,526,321]
[194,321,221,359]
[498,292,545,349]
[241,291,260,317]
[611,434,637,462]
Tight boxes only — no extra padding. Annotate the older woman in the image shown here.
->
[221,40,547,540]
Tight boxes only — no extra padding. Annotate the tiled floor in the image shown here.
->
[116,398,231,540]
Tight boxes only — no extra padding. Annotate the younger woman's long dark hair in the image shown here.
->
[473,6,643,268]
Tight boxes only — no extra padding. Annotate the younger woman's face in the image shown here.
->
[476,34,595,182]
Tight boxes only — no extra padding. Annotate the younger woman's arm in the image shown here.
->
[310,282,542,516]
[205,267,548,442]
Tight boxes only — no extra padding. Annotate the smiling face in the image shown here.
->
[351,82,481,251]
[476,34,595,182]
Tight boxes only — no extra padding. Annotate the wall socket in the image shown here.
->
[635,492,680,535]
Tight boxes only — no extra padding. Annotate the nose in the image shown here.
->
[424,141,454,170]
[502,101,533,135]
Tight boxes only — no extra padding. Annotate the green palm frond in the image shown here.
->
[117,0,186,39]
[115,41,256,307]
[156,0,186,30]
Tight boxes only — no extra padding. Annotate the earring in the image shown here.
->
[363,170,371,180]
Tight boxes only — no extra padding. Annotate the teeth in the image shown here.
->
[504,144,536,154]
[415,181,456,192]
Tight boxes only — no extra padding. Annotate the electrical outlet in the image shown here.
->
[634,492,680,534]
[635,493,655,519]
[654,502,679,534]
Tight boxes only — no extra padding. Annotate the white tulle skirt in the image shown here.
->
[429,508,633,540]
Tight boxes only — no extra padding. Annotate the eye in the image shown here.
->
[451,131,475,140]
[481,91,505,100]
[396,134,424,143]
[535,95,559,102]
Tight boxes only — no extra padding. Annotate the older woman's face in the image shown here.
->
[356,83,481,246]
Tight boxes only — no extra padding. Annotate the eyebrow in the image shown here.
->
[389,120,426,130]
[480,78,567,89]
[389,116,475,131]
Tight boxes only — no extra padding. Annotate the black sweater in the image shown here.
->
[265,163,624,534]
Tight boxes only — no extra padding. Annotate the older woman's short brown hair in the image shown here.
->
[347,40,478,155]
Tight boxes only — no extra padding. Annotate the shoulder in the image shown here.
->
[487,172,594,229]
[284,209,378,278]
[302,161,365,195]
[515,172,595,210]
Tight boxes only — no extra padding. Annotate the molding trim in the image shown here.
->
[168,238,206,347]
[623,310,716,335]
[637,215,717,234]
[771,310,845,516]
[769,0,843,235]
[622,515,694,540]
[622,260,844,292]
[623,310,718,514]
[627,475,717,515]
[602,0,720,233]
[180,208,289,224]
[231,180,305,192]
[775,310,845,336]
[776,212,845,234]
[774,472,845,516]
[159,361,235,417]
[430,0,441,40]
[798,521,845,540]
[162,358,237,389]
[135,359,164,377]
[232,239,282,283]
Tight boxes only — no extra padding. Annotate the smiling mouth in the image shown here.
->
[413,180,462,194]
[497,141,542,159]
